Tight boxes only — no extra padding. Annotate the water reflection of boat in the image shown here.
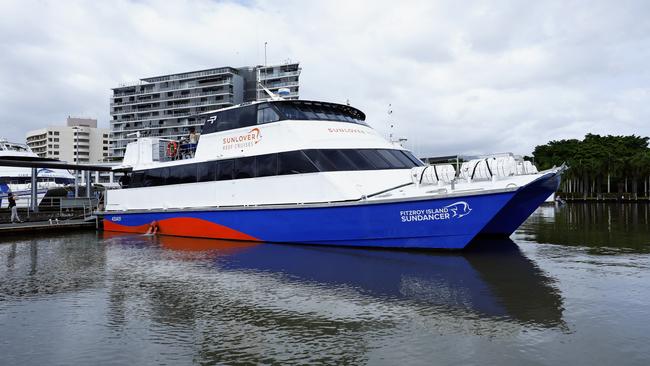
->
[128,234,564,327]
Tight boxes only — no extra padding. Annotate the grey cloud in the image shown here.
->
[0,0,649,158]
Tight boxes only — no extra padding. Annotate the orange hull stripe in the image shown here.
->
[103,217,260,241]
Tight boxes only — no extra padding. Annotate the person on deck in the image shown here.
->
[8,192,22,223]
[189,127,199,144]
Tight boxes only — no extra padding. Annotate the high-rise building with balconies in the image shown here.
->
[109,62,301,159]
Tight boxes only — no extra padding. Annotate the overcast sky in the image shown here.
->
[1,0,649,157]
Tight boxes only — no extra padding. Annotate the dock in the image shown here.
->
[0,218,96,235]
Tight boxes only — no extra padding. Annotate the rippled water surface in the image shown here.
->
[1,203,649,365]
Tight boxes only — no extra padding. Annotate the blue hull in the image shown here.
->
[478,171,562,237]
[103,171,563,250]
[104,191,516,250]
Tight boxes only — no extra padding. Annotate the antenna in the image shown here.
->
[387,104,393,142]
[264,42,268,67]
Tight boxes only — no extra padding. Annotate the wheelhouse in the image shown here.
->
[201,100,367,135]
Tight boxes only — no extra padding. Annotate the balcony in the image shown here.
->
[111,89,233,107]
[259,70,301,80]
[112,80,233,98]
[111,96,233,116]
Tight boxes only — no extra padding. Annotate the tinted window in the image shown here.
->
[197,161,216,182]
[237,105,257,128]
[278,151,318,175]
[216,110,237,132]
[165,167,180,185]
[378,149,408,168]
[178,164,198,184]
[341,150,375,170]
[124,149,417,189]
[402,151,424,166]
[257,105,280,124]
[304,150,336,171]
[144,168,166,186]
[275,103,307,120]
[216,160,234,180]
[234,157,255,179]
[256,154,278,177]
[358,150,391,169]
[390,150,418,167]
[322,149,356,170]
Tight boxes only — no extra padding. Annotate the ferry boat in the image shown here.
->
[100,98,564,249]
[0,139,75,208]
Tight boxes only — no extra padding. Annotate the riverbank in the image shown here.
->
[560,193,650,202]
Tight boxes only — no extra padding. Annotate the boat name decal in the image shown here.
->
[223,128,262,150]
[327,127,369,134]
[400,201,472,222]
[111,216,122,222]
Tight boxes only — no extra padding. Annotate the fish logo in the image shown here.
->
[444,201,472,219]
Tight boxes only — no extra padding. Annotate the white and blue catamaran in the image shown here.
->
[100,98,563,250]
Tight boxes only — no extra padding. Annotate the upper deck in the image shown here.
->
[199,100,367,135]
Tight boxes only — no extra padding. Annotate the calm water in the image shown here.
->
[1,203,649,365]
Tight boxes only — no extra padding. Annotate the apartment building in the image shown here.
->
[26,117,109,163]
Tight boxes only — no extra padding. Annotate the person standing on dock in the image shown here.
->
[8,192,22,223]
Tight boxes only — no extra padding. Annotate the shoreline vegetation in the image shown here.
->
[532,134,650,202]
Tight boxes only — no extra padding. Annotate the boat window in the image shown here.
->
[278,151,318,175]
[378,149,408,168]
[304,150,336,171]
[402,151,425,166]
[165,167,180,185]
[237,105,257,129]
[234,157,256,179]
[130,172,143,187]
[323,149,357,170]
[274,103,307,120]
[341,150,375,170]
[216,110,236,132]
[256,154,278,177]
[202,101,366,135]
[358,149,391,169]
[216,160,234,181]
[390,150,418,168]
[143,168,166,186]
[197,161,216,182]
[178,164,198,184]
[257,105,280,124]
[124,148,420,189]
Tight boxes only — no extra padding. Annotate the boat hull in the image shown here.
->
[478,170,562,237]
[103,191,516,250]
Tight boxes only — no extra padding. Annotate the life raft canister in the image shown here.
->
[166,141,179,157]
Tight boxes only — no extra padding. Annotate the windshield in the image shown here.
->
[274,101,367,125]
